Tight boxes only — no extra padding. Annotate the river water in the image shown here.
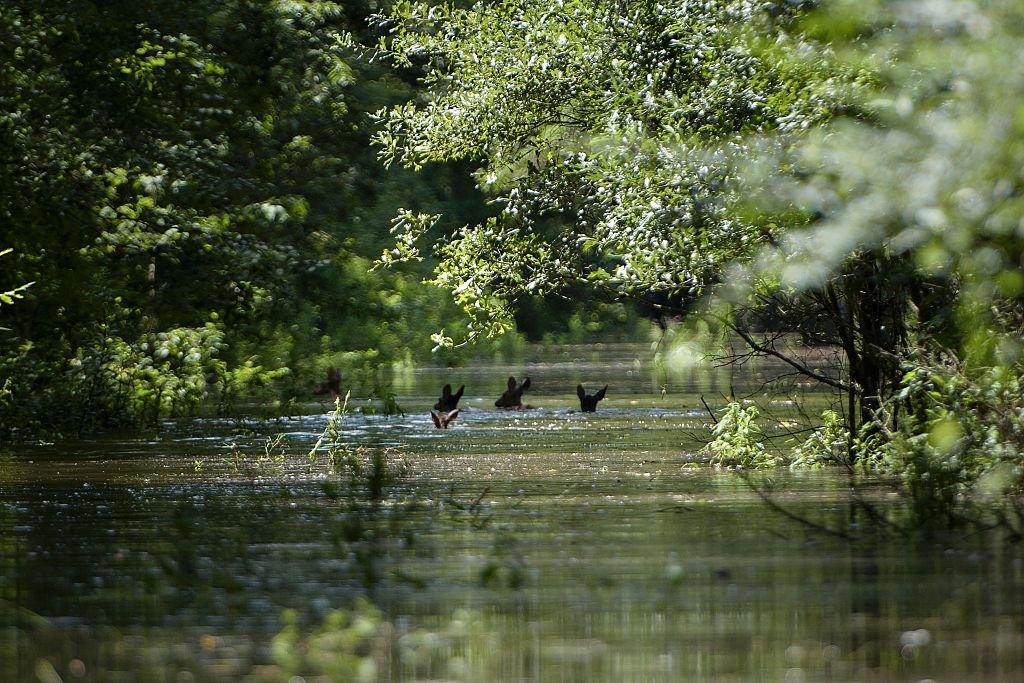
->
[1,344,1022,681]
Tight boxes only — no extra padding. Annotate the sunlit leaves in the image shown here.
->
[372,0,855,338]
[0,250,32,309]
[0,0,399,434]
[703,402,780,469]
[373,209,440,269]
[744,0,1024,304]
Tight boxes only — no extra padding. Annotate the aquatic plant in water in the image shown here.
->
[227,433,287,483]
[307,393,408,499]
[703,402,781,469]
[712,355,1024,536]
[789,410,849,470]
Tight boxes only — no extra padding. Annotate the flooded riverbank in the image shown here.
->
[2,346,1022,681]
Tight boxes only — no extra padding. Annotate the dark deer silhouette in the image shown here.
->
[577,384,607,412]
[313,368,342,400]
[495,376,531,408]
[430,383,464,429]
[430,408,460,429]
[433,384,465,412]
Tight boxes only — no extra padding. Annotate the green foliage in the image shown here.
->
[273,600,493,682]
[741,0,1024,310]
[372,0,861,343]
[87,324,228,419]
[858,358,1024,531]
[1,0,356,433]
[373,209,439,270]
[790,410,850,469]
[0,0,502,438]
[0,249,31,309]
[1,0,1018,542]
[703,402,780,469]
[308,394,353,469]
[734,0,1024,397]
[720,0,1024,531]
[308,395,407,498]
[776,358,1024,533]
[368,383,405,417]
[371,0,1024,535]
[367,0,1024,536]
[228,433,288,483]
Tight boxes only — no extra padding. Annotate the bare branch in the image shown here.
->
[724,320,855,394]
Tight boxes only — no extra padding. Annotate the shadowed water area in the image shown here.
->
[2,344,1023,681]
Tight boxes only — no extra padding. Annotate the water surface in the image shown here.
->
[2,345,1022,681]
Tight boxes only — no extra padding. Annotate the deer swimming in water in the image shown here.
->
[434,384,464,412]
[313,368,342,400]
[430,409,460,429]
[430,383,464,429]
[495,376,531,409]
[576,384,607,412]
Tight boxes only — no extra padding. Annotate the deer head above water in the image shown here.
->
[313,368,342,400]
[576,384,607,412]
[495,376,531,408]
[434,384,465,412]
[430,408,460,429]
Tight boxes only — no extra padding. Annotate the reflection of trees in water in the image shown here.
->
[0,458,433,678]
[3,415,1023,680]
[850,542,882,676]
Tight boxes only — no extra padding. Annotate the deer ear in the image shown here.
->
[442,384,452,398]
[595,385,607,401]
[521,378,531,391]
[430,411,442,428]
[507,376,517,390]
[577,384,586,400]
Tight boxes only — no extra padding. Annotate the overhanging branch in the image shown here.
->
[724,320,855,394]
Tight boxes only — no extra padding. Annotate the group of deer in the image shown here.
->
[430,376,607,429]
[314,370,607,429]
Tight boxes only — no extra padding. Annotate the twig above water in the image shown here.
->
[699,395,718,423]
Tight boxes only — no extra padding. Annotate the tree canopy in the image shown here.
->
[0,0,497,435]
[373,0,864,339]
